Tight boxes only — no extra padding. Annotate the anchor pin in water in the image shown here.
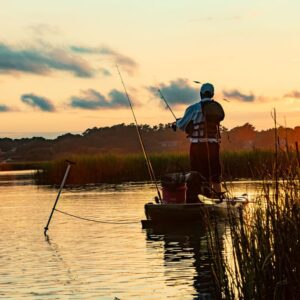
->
[44,160,75,236]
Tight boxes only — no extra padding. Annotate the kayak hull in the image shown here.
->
[142,195,248,228]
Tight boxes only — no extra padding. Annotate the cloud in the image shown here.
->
[284,91,300,99]
[0,42,94,77]
[148,78,198,106]
[0,104,12,112]
[70,89,128,110]
[70,45,138,75]
[21,93,56,112]
[223,89,255,102]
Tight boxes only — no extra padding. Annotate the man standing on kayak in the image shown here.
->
[174,83,225,201]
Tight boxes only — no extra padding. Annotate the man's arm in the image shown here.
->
[176,106,194,131]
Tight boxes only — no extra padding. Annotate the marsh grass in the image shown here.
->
[35,153,189,185]
[209,159,300,299]
[34,150,299,185]
[221,150,299,180]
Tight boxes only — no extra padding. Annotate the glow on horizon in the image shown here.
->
[0,0,299,138]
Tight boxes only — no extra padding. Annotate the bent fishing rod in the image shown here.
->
[157,89,177,121]
[157,80,201,121]
[116,65,162,203]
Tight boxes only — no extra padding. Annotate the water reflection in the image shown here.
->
[146,223,226,300]
[44,234,79,293]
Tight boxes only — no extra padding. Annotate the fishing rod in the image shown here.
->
[157,80,199,122]
[116,65,162,203]
[157,89,177,121]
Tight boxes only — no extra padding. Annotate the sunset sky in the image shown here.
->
[1,0,299,138]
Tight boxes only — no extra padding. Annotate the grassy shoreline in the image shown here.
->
[0,162,43,172]
[31,149,300,185]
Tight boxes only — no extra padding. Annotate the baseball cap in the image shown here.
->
[200,83,214,94]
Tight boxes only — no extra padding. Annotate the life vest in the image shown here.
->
[185,100,224,139]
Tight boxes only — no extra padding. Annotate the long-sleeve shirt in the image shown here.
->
[176,98,220,143]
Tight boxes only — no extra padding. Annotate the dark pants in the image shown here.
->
[190,142,221,183]
[186,142,221,202]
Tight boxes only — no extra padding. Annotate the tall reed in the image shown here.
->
[209,145,300,298]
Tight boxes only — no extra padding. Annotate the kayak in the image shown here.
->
[141,194,248,228]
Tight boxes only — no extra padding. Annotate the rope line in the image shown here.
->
[54,208,139,224]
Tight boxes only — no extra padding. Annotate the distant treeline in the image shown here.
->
[1,123,300,163]
[35,150,300,185]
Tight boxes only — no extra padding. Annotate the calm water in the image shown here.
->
[0,170,256,300]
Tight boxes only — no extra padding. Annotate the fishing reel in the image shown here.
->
[171,122,177,132]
